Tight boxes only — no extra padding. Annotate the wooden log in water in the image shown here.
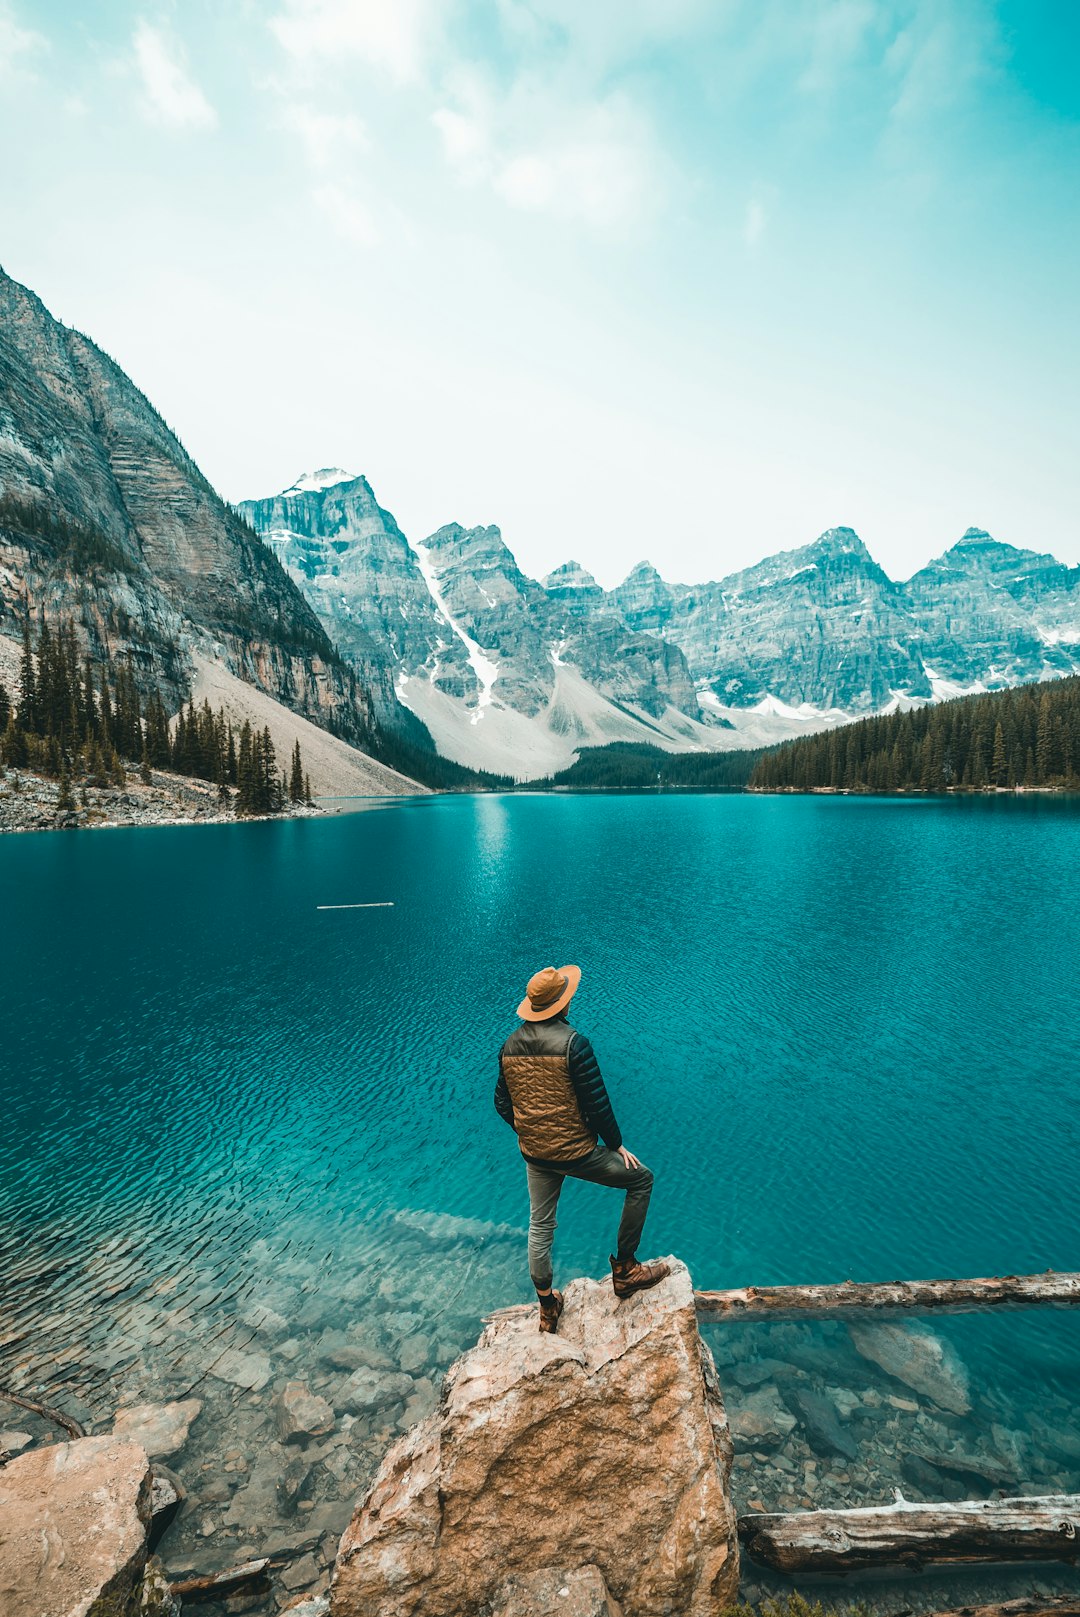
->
[0,1384,85,1439]
[738,1493,1080,1574]
[169,1557,273,1601]
[695,1271,1080,1323]
[923,1599,1080,1617]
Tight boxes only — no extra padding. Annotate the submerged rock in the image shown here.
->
[0,1434,152,1617]
[727,1384,797,1451]
[332,1257,738,1617]
[274,1381,336,1445]
[208,1347,273,1391]
[112,1397,202,1457]
[847,1321,971,1415]
[788,1387,859,1461]
[149,1463,185,1546]
[335,1367,413,1414]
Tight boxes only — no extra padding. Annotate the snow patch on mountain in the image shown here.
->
[923,665,988,702]
[398,660,735,777]
[283,468,355,494]
[412,538,500,723]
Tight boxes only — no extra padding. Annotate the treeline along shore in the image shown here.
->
[0,618,315,830]
[748,674,1080,794]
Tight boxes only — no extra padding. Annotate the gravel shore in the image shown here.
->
[0,766,324,835]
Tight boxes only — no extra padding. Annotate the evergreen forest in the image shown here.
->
[749,675,1080,793]
[538,741,765,789]
[0,618,312,816]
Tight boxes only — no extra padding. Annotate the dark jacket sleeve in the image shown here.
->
[494,1050,516,1131]
[567,1034,622,1150]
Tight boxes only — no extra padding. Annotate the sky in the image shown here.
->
[1,1,1077,588]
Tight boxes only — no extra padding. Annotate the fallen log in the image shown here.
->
[0,1383,85,1438]
[923,1600,1080,1617]
[169,1557,273,1602]
[738,1493,1080,1574]
[695,1271,1080,1323]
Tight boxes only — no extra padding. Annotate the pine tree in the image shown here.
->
[991,721,1007,787]
[289,739,304,802]
[2,709,27,768]
[57,759,76,813]
[16,619,38,733]
[1036,690,1054,781]
[236,720,255,815]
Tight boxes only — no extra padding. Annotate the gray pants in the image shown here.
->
[525,1143,654,1292]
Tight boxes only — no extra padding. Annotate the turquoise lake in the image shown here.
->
[3,792,1080,1604]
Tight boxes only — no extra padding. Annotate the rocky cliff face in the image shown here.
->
[236,470,438,737]
[240,484,722,778]
[683,528,932,710]
[592,528,1080,724]
[905,528,1080,692]
[0,269,373,743]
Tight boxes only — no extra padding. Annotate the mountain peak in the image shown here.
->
[809,526,869,557]
[283,468,356,495]
[543,560,602,596]
[623,560,664,584]
[953,526,994,547]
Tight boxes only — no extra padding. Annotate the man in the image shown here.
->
[494,963,669,1333]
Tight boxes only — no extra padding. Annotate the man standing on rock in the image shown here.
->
[495,964,669,1334]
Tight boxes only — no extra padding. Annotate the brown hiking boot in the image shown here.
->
[610,1254,671,1298]
[537,1290,564,1334]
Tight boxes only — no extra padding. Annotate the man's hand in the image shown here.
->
[617,1146,642,1170]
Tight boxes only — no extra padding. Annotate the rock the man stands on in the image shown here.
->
[495,963,669,1332]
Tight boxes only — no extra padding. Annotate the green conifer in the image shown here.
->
[289,738,304,802]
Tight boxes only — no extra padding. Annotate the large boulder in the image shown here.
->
[0,1435,152,1617]
[331,1257,738,1617]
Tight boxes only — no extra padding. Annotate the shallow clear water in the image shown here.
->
[3,793,1080,1607]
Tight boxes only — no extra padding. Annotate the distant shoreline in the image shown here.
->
[0,766,328,836]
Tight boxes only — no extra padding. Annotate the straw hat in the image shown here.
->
[517,964,581,1023]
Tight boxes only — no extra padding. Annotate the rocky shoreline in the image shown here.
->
[4,1221,1080,1616]
[0,766,325,835]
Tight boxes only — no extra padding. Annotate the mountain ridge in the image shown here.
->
[241,467,1080,780]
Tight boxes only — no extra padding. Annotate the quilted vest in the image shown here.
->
[500,1018,597,1163]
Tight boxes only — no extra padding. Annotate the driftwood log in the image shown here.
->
[738,1493,1080,1573]
[170,1557,274,1602]
[695,1271,1080,1323]
[0,1384,85,1439]
[924,1601,1080,1617]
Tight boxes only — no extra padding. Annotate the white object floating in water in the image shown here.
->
[316,902,395,910]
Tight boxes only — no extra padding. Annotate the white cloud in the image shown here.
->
[431,106,487,172]
[743,198,766,247]
[269,0,446,84]
[132,19,217,131]
[433,81,657,230]
[313,180,381,245]
[0,3,46,80]
[283,104,368,169]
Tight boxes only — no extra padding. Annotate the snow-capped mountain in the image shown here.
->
[240,473,1080,780]
[237,478,726,777]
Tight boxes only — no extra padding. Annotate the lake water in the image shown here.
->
[3,793,1080,1609]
